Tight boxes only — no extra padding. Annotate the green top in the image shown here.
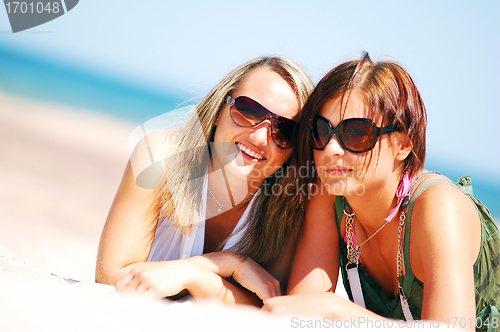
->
[335,176,500,331]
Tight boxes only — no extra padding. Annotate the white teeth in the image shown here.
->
[237,143,264,160]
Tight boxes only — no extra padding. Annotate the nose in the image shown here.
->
[324,135,345,157]
[249,121,271,147]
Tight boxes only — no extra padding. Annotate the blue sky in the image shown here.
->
[1,0,499,183]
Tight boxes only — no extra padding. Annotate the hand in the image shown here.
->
[187,251,281,302]
[262,293,369,319]
[114,261,198,300]
[232,256,281,302]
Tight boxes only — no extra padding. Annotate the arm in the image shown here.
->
[287,180,341,295]
[411,182,481,327]
[263,293,380,319]
[95,158,157,285]
[188,252,281,301]
[114,251,280,306]
[97,133,278,305]
[96,131,178,285]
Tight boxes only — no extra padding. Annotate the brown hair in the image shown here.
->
[295,53,427,193]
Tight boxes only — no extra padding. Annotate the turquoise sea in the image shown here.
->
[0,43,189,124]
[1,43,498,219]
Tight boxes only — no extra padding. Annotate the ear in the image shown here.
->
[214,113,219,126]
[394,132,413,162]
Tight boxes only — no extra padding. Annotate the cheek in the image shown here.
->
[313,150,324,166]
[312,150,328,180]
[313,149,335,175]
[264,149,291,175]
[272,149,291,167]
[213,116,241,142]
[353,153,371,174]
[358,147,393,179]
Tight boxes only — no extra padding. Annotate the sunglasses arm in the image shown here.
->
[379,125,400,135]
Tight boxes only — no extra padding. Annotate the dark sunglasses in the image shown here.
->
[226,95,296,149]
[311,115,400,153]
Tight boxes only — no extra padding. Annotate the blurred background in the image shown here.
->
[0,0,498,279]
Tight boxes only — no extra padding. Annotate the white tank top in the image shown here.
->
[147,171,257,261]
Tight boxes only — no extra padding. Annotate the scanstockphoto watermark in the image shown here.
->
[3,0,79,33]
[259,172,366,198]
[290,317,428,329]
[290,316,499,330]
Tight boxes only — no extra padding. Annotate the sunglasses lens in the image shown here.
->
[231,98,266,127]
[312,117,332,149]
[231,96,295,149]
[339,119,375,152]
[271,118,295,149]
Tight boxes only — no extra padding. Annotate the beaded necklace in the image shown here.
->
[207,187,253,213]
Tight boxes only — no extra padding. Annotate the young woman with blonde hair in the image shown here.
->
[96,56,314,306]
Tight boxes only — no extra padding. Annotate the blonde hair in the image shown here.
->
[149,56,314,266]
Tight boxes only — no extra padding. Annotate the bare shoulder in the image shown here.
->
[130,130,179,162]
[411,172,480,230]
[410,172,482,278]
[129,130,179,188]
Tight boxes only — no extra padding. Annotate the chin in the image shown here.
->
[223,159,255,181]
[318,176,351,197]
[322,182,347,196]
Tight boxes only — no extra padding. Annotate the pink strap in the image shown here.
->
[390,171,415,276]
[385,172,415,222]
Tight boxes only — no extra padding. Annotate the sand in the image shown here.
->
[0,91,134,281]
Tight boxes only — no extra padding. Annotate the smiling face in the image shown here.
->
[212,67,299,187]
[313,93,404,197]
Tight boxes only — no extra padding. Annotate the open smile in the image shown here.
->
[236,142,266,161]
